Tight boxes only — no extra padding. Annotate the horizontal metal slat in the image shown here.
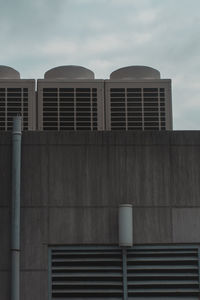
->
[52,281,122,286]
[127,257,198,262]
[128,280,199,286]
[128,288,199,293]
[127,265,198,270]
[52,251,121,256]
[127,272,198,278]
[52,298,122,300]
[128,298,197,300]
[52,288,123,294]
[52,258,121,262]
[52,265,121,271]
[52,272,122,278]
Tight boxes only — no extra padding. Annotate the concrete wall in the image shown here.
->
[1,131,200,299]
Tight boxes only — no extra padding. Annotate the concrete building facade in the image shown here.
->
[1,131,200,299]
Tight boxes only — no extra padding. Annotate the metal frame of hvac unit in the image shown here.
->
[37,79,105,131]
[0,79,36,130]
[105,79,173,131]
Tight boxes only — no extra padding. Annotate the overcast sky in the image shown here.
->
[0,0,200,129]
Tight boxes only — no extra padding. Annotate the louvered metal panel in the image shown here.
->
[49,246,200,299]
[50,247,123,299]
[105,80,172,131]
[0,80,36,131]
[37,80,104,131]
[127,246,200,299]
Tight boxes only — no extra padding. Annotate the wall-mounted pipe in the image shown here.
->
[119,204,133,247]
[11,117,22,300]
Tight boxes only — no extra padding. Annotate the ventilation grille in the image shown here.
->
[50,246,200,299]
[42,88,98,130]
[109,87,166,130]
[127,246,200,298]
[51,248,123,299]
[0,88,29,131]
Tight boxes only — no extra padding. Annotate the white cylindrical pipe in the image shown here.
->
[119,204,133,247]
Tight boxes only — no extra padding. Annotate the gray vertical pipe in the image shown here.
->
[11,117,22,300]
[122,248,128,300]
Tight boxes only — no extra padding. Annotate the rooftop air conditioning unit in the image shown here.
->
[105,66,172,131]
[37,66,104,131]
[0,66,36,131]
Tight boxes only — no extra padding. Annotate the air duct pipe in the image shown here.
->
[11,116,22,300]
[119,204,133,247]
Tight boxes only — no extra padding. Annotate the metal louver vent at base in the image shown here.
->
[127,246,200,299]
[50,247,123,299]
[49,245,200,299]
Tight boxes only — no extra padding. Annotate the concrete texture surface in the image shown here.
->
[172,208,200,242]
[0,145,11,206]
[170,147,200,206]
[133,207,172,244]
[0,208,10,270]
[126,146,171,206]
[49,207,118,244]
[20,271,48,300]
[21,208,48,270]
[0,271,9,299]
[21,146,48,206]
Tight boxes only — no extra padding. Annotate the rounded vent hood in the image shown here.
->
[110,66,160,80]
[44,65,95,79]
[0,66,20,79]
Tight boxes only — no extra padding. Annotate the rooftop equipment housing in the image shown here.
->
[0,66,36,131]
[105,66,172,131]
[37,65,104,131]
